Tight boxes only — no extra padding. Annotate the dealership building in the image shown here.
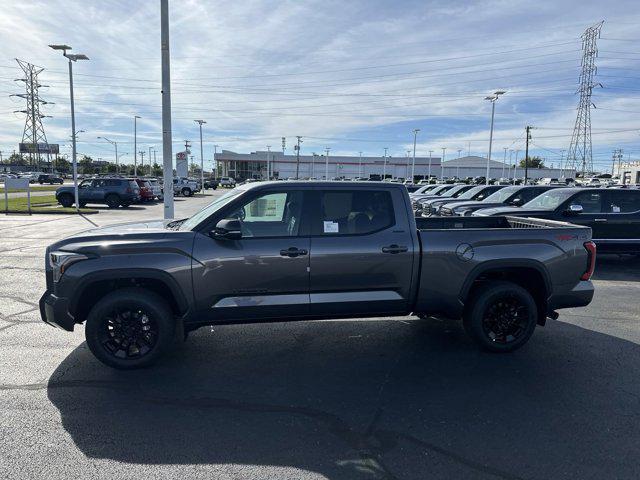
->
[214,150,575,181]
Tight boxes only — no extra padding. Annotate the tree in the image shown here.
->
[54,156,71,173]
[152,163,163,177]
[78,155,93,174]
[519,156,544,169]
[189,162,201,176]
[3,153,27,165]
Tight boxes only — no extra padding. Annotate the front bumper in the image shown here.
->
[39,291,75,331]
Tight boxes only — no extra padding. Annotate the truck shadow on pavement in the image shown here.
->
[593,254,640,282]
[47,317,640,480]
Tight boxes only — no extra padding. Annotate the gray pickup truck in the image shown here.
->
[40,182,596,369]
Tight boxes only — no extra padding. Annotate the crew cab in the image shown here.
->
[173,177,199,197]
[40,182,595,369]
[55,178,140,208]
[37,173,64,185]
[473,187,640,254]
[439,185,562,217]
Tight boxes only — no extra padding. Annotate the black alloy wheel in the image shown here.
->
[481,293,529,344]
[99,307,158,359]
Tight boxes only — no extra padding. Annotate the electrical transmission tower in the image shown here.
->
[567,21,604,177]
[12,59,52,169]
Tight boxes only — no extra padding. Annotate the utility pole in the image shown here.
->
[325,147,330,180]
[524,125,532,184]
[294,136,302,179]
[383,147,388,179]
[194,120,206,195]
[411,128,420,182]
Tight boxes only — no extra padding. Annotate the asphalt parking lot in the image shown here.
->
[1,192,639,480]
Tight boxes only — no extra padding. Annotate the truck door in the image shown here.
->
[559,190,608,239]
[600,190,640,250]
[308,187,416,316]
[191,189,310,321]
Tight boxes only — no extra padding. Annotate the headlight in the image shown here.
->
[49,251,89,282]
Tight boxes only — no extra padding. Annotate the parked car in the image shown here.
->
[417,185,506,217]
[410,183,464,209]
[219,176,236,188]
[135,179,155,202]
[439,185,564,217]
[473,187,640,254]
[203,178,219,190]
[40,182,595,369]
[145,178,163,200]
[37,174,64,185]
[55,178,140,208]
[173,177,199,197]
[412,184,475,214]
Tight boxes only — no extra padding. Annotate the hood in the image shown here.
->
[49,219,193,254]
[472,206,546,217]
[441,200,484,210]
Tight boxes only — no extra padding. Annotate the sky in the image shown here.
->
[0,0,639,173]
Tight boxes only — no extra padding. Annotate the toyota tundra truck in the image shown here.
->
[40,182,596,369]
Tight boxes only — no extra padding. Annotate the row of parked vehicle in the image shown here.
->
[54,176,211,209]
[410,183,640,254]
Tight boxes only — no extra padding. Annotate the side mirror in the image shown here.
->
[211,218,242,240]
[510,198,522,206]
[566,204,583,215]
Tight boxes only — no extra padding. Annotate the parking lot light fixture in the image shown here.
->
[49,44,89,213]
[133,116,141,177]
[97,136,119,173]
[194,120,206,195]
[484,90,506,185]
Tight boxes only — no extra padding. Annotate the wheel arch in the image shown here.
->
[69,269,189,323]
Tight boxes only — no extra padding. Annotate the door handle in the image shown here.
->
[280,247,308,257]
[594,218,607,222]
[382,244,409,254]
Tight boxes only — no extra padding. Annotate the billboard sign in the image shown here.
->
[176,151,188,178]
[19,143,60,154]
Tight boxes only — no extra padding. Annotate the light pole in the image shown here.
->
[428,150,433,180]
[484,90,506,185]
[502,147,508,179]
[514,149,520,182]
[508,150,513,180]
[383,147,388,180]
[49,44,88,212]
[194,120,206,195]
[133,115,141,177]
[325,147,330,180]
[266,145,271,179]
[456,149,462,179]
[411,128,420,182]
[160,0,174,219]
[441,147,446,180]
[358,151,363,178]
[97,137,119,173]
[213,144,219,178]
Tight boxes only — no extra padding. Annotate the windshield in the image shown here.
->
[482,186,519,203]
[449,185,473,197]
[456,185,486,200]
[178,189,243,230]
[414,184,436,194]
[522,189,576,210]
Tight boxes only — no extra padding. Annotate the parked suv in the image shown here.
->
[135,179,155,202]
[219,176,236,188]
[37,174,64,185]
[56,178,140,208]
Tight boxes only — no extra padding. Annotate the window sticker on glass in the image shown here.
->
[323,221,339,233]
[612,205,620,213]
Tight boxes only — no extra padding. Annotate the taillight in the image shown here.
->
[581,241,596,280]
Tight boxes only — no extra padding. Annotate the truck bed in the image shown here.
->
[412,215,593,319]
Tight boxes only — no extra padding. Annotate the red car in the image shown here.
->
[134,179,155,202]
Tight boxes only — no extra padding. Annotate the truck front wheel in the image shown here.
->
[463,281,537,353]
[85,288,175,369]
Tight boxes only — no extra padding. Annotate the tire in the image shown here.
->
[181,187,191,197]
[463,281,538,353]
[85,288,175,369]
[121,202,130,208]
[58,193,74,208]
[105,193,120,209]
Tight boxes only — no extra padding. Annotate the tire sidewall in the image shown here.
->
[85,288,175,369]
[465,282,538,353]
[58,194,73,208]
[105,194,120,208]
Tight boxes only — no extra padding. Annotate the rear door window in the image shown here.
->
[608,191,640,213]
[568,191,604,213]
[318,190,394,235]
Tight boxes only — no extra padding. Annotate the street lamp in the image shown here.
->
[194,120,206,195]
[133,115,141,176]
[484,90,506,185]
[411,128,420,182]
[49,44,89,212]
[97,136,119,173]
[441,147,446,180]
[266,145,271,179]
[428,150,433,180]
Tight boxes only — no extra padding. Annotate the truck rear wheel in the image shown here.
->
[58,193,73,208]
[105,194,120,209]
[463,281,537,353]
[85,288,175,369]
